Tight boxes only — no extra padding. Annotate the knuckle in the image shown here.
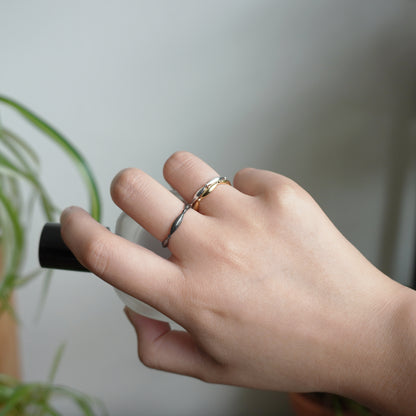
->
[233,167,255,184]
[266,176,302,208]
[81,236,111,276]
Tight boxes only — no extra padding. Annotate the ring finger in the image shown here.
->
[163,151,237,214]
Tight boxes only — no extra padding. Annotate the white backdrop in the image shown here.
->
[1,1,416,415]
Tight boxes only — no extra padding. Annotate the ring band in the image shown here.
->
[162,176,231,248]
[162,202,191,247]
[191,176,231,211]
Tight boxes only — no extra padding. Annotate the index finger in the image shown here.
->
[60,206,183,316]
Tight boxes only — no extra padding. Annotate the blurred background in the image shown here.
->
[1,0,416,414]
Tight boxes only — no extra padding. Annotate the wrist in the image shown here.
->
[342,279,416,415]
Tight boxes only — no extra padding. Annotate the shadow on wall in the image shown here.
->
[263,14,416,184]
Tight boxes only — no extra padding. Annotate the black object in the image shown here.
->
[39,223,88,272]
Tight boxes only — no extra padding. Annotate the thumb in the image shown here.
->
[124,307,171,340]
[123,307,217,380]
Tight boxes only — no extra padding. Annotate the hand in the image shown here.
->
[60,152,414,414]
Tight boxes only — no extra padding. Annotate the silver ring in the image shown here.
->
[162,203,191,248]
[162,177,231,247]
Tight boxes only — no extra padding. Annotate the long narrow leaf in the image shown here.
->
[14,268,44,287]
[0,129,37,174]
[0,176,22,218]
[0,96,105,416]
[35,269,54,321]
[2,127,40,168]
[0,151,58,221]
[51,387,104,416]
[0,385,14,402]
[0,384,33,415]
[48,344,66,384]
[29,344,66,416]
[0,187,24,295]
[33,402,61,416]
[0,96,101,221]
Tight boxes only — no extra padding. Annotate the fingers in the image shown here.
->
[124,308,218,381]
[163,151,239,214]
[111,167,199,244]
[111,153,241,250]
[60,206,182,315]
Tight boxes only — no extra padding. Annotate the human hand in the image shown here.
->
[60,152,413,413]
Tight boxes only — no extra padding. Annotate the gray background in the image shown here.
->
[1,0,416,415]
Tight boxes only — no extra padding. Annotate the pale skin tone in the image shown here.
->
[60,151,416,416]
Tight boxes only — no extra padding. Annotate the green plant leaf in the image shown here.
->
[48,344,66,385]
[0,95,105,415]
[0,96,101,221]
[0,187,24,306]
[0,129,38,175]
[0,150,58,221]
[0,380,108,416]
[31,344,67,416]
[0,385,14,403]
[38,402,61,416]
[35,269,54,321]
[14,268,43,288]
[0,384,33,415]
[51,386,106,416]
[2,127,40,169]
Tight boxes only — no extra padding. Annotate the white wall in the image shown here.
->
[1,0,415,414]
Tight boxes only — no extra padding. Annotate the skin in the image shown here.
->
[60,151,416,416]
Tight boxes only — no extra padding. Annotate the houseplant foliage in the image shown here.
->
[0,95,106,415]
